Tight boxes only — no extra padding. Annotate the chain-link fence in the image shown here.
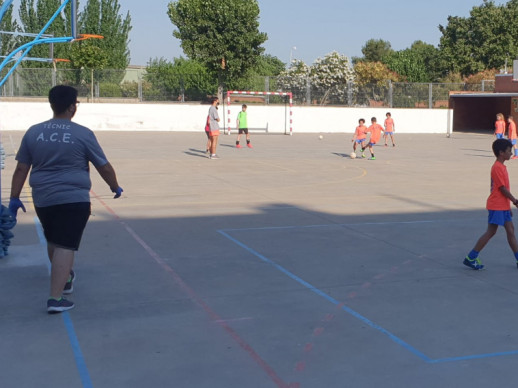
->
[0,67,496,108]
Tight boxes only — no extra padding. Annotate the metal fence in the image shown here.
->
[0,67,496,108]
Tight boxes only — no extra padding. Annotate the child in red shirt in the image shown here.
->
[508,115,517,159]
[464,139,518,270]
[365,117,384,160]
[351,118,367,158]
[384,112,396,147]
[495,113,506,139]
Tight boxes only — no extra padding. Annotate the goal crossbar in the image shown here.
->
[226,91,293,135]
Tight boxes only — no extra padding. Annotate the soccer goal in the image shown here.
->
[225,91,293,135]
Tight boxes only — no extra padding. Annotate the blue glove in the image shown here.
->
[112,187,123,199]
[8,198,26,219]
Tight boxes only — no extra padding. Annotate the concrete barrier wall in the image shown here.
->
[0,102,452,134]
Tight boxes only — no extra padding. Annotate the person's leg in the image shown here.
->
[49,247,75,299]
[47,242,55,263]
[236,133,241,147]
[369,144,374,157]
[391,134,395,146]
[206,137,211,153]
[211,135,219,155]
[384,133,388,146]
[503,221,518,253]
[472,223,499,252]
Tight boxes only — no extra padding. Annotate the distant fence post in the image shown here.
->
[428,83,433,109]
[138,78,143,102]
[347,81,353,106]
[305,76,311,105]
[388,80,393,108]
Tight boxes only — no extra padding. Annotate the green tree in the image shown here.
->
[18,0,67,66]
[358,39,393,63]
[310,51,355,105]
[167,0,267,96]
[354,61,400,103]
[69,41,109,99]
[384,47,429,83]
[145,56,214,101]
[438,0,518,76]
[79,0,132,71]
[0,0,19,57]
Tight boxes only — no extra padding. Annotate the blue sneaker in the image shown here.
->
[463,256,484,270]
[63,270,75,295]
[47,298,75,313]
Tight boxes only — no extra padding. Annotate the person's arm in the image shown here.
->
[10,162,30,199]
[95,162,122,198]
[499,186,518,207]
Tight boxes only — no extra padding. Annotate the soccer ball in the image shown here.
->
[319,135,323,140]
[350,152,356,159]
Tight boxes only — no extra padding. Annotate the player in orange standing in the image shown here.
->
[351,118,368,158]
[508,115,518,159]
[365,117,384,160]
[384,112,396,147]
[495,113,506,139]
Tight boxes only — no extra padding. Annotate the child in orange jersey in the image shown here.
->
[464,139,518,270]
[508,116,518,159]
[495,113,506,139]
[351,118,368,157]
[384,112,396,147]
[365,117,384,160]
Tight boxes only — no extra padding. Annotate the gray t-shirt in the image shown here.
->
[16,119,108,207]
[209,105,220,131]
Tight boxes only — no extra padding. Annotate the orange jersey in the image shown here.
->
[495,120,506,135]
[509,121,517,140]
[367,123,383,143]
[384,118,394,131]
[354,125,367,140]
[487,161,510,210]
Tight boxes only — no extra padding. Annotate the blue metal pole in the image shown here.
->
[0,0,14,25]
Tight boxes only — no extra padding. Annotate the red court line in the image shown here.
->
[91,191,295,388]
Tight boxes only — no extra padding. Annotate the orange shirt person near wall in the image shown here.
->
[495,113,506,139]
[508,116,518,159]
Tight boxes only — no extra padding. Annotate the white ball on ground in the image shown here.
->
[350,152,356,159]
[319,135,323,140]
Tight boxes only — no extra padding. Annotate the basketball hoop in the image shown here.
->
[52,58,70,71]
[74,34,104,41]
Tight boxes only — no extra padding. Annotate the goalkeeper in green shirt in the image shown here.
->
[236,104,252,148]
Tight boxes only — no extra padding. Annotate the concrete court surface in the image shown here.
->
[2,130,518,388]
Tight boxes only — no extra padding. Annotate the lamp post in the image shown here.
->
[289,46,297,65]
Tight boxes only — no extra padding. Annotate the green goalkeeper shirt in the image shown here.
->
[237,111,248,128]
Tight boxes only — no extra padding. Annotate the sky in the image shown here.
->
[8,0,509,66]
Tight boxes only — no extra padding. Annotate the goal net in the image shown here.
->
[225,91,293,135]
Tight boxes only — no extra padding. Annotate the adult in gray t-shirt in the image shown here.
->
[9,85,123,313]
[207,97,221,158]
[16,119,109,207]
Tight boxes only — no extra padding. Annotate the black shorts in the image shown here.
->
[238,128,249,135]
[205,130,211,139]
[35,202,91,251]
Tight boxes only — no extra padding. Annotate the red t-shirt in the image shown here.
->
[367,124,383,143]
[495,120,506,135]
[384,118,394,132]
[509,121,517,140]
[487,160,510,210]
[354,125,367,140]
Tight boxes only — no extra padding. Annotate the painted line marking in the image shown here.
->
[35,217,93,388]
[219,228,518,364]
[91,192,295,388]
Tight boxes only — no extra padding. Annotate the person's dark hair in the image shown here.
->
[492,138,512,157]
[371,117,377,122]
[359,118,365,124]
[242,104,247,108]
[49,85,78,115]
[210,96,219,104]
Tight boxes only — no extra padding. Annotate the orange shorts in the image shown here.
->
[210,130,220,136]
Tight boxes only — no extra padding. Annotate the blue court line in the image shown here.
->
[220,218,480,233]
[35,217,93,388]
[218,228,518,364]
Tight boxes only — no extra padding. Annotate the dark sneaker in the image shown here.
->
[463,256,484,270]
[63,270,75,295]
[47,298,75,313]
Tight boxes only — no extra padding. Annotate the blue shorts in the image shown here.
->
[496,133,505,139]
[512,139,517,146]
[488,210,512,226]
[356,139,365,144]
[368,142,377,147]
[385,131,393,135]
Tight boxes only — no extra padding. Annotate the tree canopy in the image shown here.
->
[167,0,267,85]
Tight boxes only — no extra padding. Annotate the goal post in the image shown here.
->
[225,91,293,135]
